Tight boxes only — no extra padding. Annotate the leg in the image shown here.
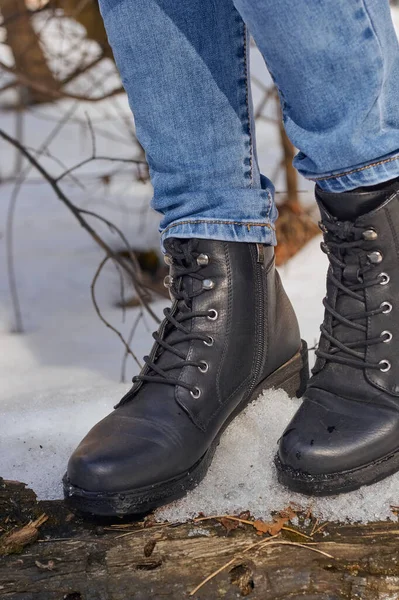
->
[234,0,399,191]
[64,0,305,516]
[232,0,399,493]
[99,0,277,244]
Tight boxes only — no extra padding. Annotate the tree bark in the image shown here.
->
[0,0,59,104]
[63,0,113,60]
[1,479,399,599]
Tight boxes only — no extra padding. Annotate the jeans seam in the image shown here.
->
[242,24,253,184]
[162,219,274,234]
[311,154,399,182]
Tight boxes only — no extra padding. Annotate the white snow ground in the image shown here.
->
[2,186,398,524]
[1,9,399,523]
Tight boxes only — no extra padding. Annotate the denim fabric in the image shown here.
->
[99,0,399,244]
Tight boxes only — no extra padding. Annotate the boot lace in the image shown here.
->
[132,239,216,397]
[315,219,392,372]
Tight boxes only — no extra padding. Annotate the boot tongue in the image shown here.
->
[151,238,200,375]
[316,179,399,221]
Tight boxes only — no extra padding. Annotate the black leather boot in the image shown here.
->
[64,238,307,515]
[276,179,399,496]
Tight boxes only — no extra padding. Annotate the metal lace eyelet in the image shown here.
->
[202,279,215,290]
[207,309,218,321]
[381,301,393,314]
[163,275,174,288]
[367,251,383,264]
[198,361,209,373]
[318,221,327,234]
[204,336,214,346]
[381,330,393,343]
[363,228,378,241]
[197,253,209,266]
[379,272,390,285]
[190,387,201,399]
[379,359,391,373]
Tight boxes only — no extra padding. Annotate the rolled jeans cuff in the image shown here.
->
[161,218,277,249]
[306,151,399,193]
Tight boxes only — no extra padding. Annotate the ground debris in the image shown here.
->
[35,559,56,571]
[253,506,297,536]
[219,517,240,534]
[143,538,157,557]
[0,513,48,555]
[2,480,399,599]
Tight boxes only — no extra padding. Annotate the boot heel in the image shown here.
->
[252,340,310,400]
[278,341,309,399]
[296,339,309,398]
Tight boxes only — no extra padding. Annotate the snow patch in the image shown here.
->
[157,388,399,524]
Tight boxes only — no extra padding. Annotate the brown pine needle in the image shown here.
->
[310,518,319,537]
[281,526,313,540]
[189,556,238,596]
[189,535,335,596]
[190,535,280,596]
[312,522,329,536]
[258,539,334,559]
[193,515,253,525]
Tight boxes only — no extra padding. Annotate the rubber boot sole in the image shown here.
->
[275,444,399,497]
[63,340,309,517]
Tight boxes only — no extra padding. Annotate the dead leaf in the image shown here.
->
[219,517,239,534]
[253,507,297,536]
[0,514,48,555]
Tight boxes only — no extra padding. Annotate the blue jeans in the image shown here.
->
[99,0,399,246]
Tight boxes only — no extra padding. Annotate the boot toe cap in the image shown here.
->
[66,414,191,493]
[278,389,399,476]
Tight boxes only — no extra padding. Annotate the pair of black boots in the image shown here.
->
[64,180,399,516]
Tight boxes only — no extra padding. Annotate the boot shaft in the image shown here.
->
[122,238,301,427]
[314,183,399,400]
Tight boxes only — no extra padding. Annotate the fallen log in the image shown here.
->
[1,478,399,599]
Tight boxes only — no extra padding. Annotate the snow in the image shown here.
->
[1,8,399,523]
[2,191,399,523]
[156,242,399,525]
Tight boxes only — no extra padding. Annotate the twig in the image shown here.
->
[91,257,142,369]
[4,99,81,332]
[0,127,160,325]
[121,309,143,383]
[55,154,145,183]
[0,58,124,103]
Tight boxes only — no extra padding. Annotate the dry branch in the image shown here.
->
[0,127,161,328]
[0,58,125,103]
